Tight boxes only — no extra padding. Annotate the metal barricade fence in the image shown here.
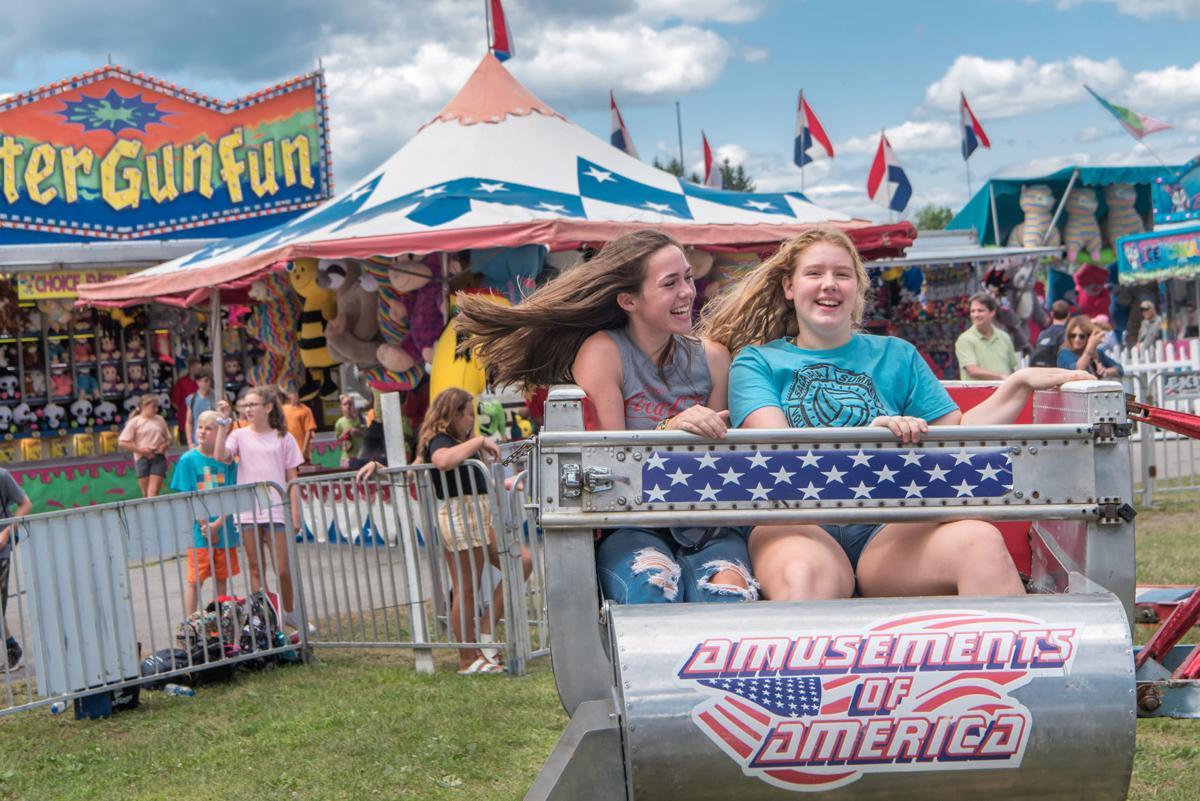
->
[0,483,308,718]
[1126,369,1200,503]
[289,459,546,675]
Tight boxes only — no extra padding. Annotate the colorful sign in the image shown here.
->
[16,267,136,299]
[0,65,331,242]
[676,611,1079,792]
[1117,223,1200,284]
[1152,155,1200,226]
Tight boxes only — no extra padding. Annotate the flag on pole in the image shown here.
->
[1084,85,1171,140]
[489,0,514,62]
[867,133,912,213]
[960,92,991,161]
[610,92,638,159]
[702,131,723,189]
[794,91,834,167]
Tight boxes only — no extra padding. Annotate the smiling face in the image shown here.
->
[969,300,996,332]
[619,245,695,337]
[782,241,859,348]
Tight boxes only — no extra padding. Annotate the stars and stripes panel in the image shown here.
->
[640,448,1013,504]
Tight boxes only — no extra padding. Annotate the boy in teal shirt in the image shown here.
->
[171,410,240,615]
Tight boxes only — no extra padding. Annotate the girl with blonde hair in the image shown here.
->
[700,226,1091,601]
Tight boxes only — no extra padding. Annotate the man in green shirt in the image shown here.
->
[955,292,1018,380]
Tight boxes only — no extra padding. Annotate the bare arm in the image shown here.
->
[963,364,1010,381]
[702,338,731,413]
[571,332,627,430]
[0,496,32,550]
[741,406,789,429]
[952,367,1093,426]
[212,400,235,463]
[430,436,500,471]
[184,405,195,448]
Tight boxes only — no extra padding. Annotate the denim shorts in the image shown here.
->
[135,453,168,478]
[820,524,885,570]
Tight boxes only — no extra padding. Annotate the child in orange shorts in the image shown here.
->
[170,410,241,614]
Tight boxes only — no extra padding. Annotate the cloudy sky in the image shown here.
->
[4,0,1199,222]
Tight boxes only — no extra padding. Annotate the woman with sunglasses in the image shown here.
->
[1057,315,1123,378]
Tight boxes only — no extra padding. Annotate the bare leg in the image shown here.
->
[242,526,264,595]
[856,519,1025,597]
[184,581,199,615]
[483,535,534,638]
[269,527,294,613]
[748,524,855,601]
[145,474,164,498]
[136,476,150,497]
[448,547,487,670]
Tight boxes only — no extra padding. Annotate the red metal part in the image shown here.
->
[1136,586,1200,669]
[1127,397,1200,440]
[1172,643,1200,680]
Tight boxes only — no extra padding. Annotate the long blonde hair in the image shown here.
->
[456,230,683,389]
[415,387,474,459]
[699,226,869,354]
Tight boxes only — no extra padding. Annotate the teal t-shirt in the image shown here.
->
[729,334,959,429]
[169,448,240,548]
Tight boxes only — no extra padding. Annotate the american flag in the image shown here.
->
[699,675,823,718]
[641,447,1012,504]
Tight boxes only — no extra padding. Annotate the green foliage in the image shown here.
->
[915,204,953,230]
[653,156,700,184]
[719,159,755,192]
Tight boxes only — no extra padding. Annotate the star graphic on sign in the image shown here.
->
[644,484,668,502]
[821,465,846,484]
[748,482,770,500]
[695,452,719,471]
[421,185,447,197]
[349,183,375,201]
[668,467,692,486]
[771,465,795,485]
[901,450,923,466]
[744,200,776,211]
[719,466,743,485]
[901,480,926,498]
[953,449,974,465]
[849,449,873,467]
[925,464,949,483]
[851,481,873,499]
[798,450,821,468]
[645,452,668,471]
[643,201,674,213]
[800,482,821,499]
[873,464,897,483]
[476,182,507,193]
[537,202,567,213]
[977,463,1002,482]
[953,479,977,497]
[747,451,771,470]
[583,166,614,183]
[696,483,719,501]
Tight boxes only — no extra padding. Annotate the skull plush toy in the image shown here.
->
[93,401,118,426]
[42,402,65,430]
[70,398,94,427]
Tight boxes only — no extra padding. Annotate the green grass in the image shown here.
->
[0,506,1198,800]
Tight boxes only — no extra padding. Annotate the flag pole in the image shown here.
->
[883,129,894,224]
[799,89,805,195]
[675,101,685,173]
[1134,138,1175,174]
[484,0,492,56]
[964,156,972,199]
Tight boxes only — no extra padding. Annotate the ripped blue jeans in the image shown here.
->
[596,527,758,604]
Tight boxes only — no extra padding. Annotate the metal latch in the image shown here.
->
[1094,422,1133,442]
[1098,500,1136,524]
[560,463,613,497]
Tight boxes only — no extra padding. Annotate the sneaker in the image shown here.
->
[4,640,21,672]
[282,611,316,636]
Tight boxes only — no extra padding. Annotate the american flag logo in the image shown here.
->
[641,447,1013,504]
[677,611,1079,792]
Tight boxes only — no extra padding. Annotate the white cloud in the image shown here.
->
[840,120,959,155]
[1075,125,1107,142]
[922,55,1125,118]
[993,153,1092,178]
[1128,62,1200,110]
[1055,0,1200,18]
[635,0,765,23]
[742,46,769,63]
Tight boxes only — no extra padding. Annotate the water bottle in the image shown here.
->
[163,683,195,697]
[49,700,69,715]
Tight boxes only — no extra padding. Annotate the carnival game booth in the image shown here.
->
[0,65,332,505]
[79,54,913,452]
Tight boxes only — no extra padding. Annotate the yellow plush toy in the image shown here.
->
[287,258,339,400]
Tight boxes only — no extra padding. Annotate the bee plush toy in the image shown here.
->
[287,258,340,400]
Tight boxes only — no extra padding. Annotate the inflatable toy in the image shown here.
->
[1064,186,1103,263]
[1007,184,1062,249]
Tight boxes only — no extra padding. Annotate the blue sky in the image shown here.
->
[2,0,1198,222]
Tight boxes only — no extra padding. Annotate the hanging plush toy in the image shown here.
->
[287,258,340,400]
[321,259,383,365]
[245,272,304,390]
[431,288,510,400]
[1063,186,1103,263]
[1074,262,1111,319]
[1007,184,1062,249]
[358,255,437,392]
[38,299,73,333]
[1103,183,1144,246]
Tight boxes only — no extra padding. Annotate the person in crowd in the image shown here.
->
[213,387,309,633]
[1058,315,1123,378]
[1137,300,1163,354]
[699,226,1090,602]
[183,368,216,449]
[280,386,317,463]
[954,291,1018,380]
[334,393,365,469]
[1092,314,1120,361]
[0,468,31,671]
[357,388,532,674]
[169,357,202,445]
[118,394,171,498]
[170,410,239,616]
[1031,299,1072,367]
[457,229,757,605]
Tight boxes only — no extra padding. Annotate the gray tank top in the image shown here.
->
[604,328,713,430]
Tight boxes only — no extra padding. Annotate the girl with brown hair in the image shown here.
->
[458,230,757,604]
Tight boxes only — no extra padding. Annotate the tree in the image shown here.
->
[719,159,756,192]
[653,156,701,184]
[915,204,953,230]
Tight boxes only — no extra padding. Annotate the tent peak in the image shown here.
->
[423,53,565,129]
